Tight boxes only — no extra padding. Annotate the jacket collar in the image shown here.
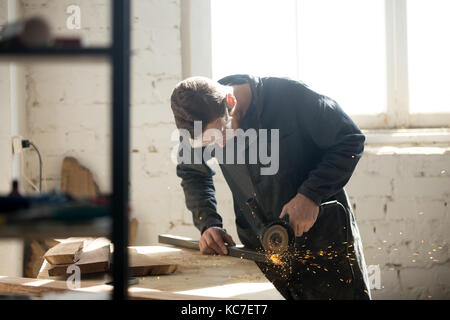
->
[218,74,264,130]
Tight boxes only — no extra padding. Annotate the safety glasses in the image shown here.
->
[189,106,237,148]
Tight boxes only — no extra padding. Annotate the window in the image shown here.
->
[407,0,450,114]
[211,0,298,80]
[204,0,450,129]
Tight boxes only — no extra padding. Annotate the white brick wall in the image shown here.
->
[347,146,450,299]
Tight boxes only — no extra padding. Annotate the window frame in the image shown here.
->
[182,0,450,130]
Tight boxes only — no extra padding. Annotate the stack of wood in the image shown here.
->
[44,238,111,276]
[24,156,139,278]
[43,237,178,277]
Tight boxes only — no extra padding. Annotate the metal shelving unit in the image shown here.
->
[0,47,112,59]
[0,218,111,240]
[0,0,131,300]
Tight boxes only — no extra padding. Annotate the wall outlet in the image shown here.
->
[11,136,23,155]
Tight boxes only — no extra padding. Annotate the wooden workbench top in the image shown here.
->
[30,245,284,300]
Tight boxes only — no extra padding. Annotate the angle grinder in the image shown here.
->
[245,197,295,254]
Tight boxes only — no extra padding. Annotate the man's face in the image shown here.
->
[191,106,236,148]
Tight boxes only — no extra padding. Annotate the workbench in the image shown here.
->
[0,245,284,300]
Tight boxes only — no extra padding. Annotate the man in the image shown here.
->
[170,74,371,300]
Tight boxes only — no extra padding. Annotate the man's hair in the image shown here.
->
[170,76,228,138]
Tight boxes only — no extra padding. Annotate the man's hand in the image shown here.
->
[279,193,319,237]
[199,227,236,255]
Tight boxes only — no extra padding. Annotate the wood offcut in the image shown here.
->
[43,241,83,265]
[47,238,111,276]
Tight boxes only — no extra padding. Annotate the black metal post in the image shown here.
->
[112,0,131,300]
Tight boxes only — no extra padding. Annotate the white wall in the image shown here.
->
[347,145,450,299]
[0,0,26,277]
[19,0,187,240]
[8,0,449,299]
[19,0,111,194]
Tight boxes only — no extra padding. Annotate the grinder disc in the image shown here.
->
[262,224,290,253]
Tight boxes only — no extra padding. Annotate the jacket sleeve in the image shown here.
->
[176,140,223,234]
[284,80,365,206]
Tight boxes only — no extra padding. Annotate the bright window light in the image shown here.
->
[211,0,387,115]
[211,0,298,80]
[407,0,450,114]
[297,0,386,115]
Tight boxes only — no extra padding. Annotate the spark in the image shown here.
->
[269,254,283,265]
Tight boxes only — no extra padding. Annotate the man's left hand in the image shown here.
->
[279,193,319,237]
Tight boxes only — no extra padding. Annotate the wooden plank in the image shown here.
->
[60,156,99,198]
[47,245,179,277]
[128,248,177,276]
[0,276,223,300]
[0,277,69,297]
[40,246,178,278]
[47,238,110,276]
[44,241,83,265]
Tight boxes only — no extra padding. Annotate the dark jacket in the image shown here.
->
[177,75,364,239]
[176,75,370,299]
